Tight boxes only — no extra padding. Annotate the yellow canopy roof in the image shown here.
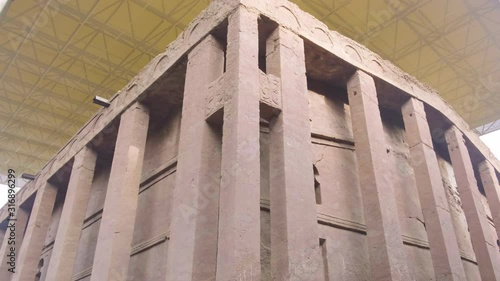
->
[0,0,499,174]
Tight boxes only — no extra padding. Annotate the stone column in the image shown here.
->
[0,223,10,279]
[216,7,261,281]
[347,70,411,281]
[402,98,466,281]
[90,102,149,281]
[445,126,500,281]
[266,27,323,280]
[45,147,97,281]
[479,160,500,240]
[165,35,224,281]
[0,227,5,244]
[12,182,58,281]
[0,206,29,281]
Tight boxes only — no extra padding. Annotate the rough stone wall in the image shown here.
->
[380,109,435,281]
[438,155,482,280]
[1,1,500,281]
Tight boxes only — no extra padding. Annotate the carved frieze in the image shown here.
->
[259,71,282,111]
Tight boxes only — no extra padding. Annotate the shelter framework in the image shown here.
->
[1,0,500,280]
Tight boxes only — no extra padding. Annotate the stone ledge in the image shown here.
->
[71,232,170,281]
[260,198,477,263]
[130,232,169,256]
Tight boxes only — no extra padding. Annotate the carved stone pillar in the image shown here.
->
[0,206,29,281]
[479,160,500,240]
[266,26,323,280]
[12,182,58,281]
[90,102,149,281]
[347,70,411,281]
[165,35,224,281]
[45,147,97,281]
[402,98,466,281]
[216,7,261,281]
[445,126,500,281]
[0,228,4,245]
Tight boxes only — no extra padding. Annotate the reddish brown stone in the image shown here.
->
[266,26,324,280]
[165,35,224,281]
[0,206,29,281]
[402,98,466,281]
[347,70,411,281]
[0,1,499,280]
[479,161,500,241]
[216,7,261,281]
[12,182,57,281]
[445,126,500,281]
[45,147,97,281]
[90,103,149,281]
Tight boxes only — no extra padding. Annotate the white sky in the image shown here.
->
[480,130,500,160]
[0,130,499,207]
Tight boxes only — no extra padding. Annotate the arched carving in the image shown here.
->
[126,83,139,98]
[61,137,78,159]
[154,54,169,77]
[278,5,301,30]
[186,22,201,43]
[45,158,56,175]
[49,153,63,175]
[85,112,101,133]
[313,26,334,46]
[116,91,127,107]
[92,112,106,133]
[345,45,362,62]
[370,59,384,73]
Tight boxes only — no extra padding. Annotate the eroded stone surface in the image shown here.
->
[402,98,466,281]
[446,127,500,281]
[2,1,500,281]
[347,70,411,281]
